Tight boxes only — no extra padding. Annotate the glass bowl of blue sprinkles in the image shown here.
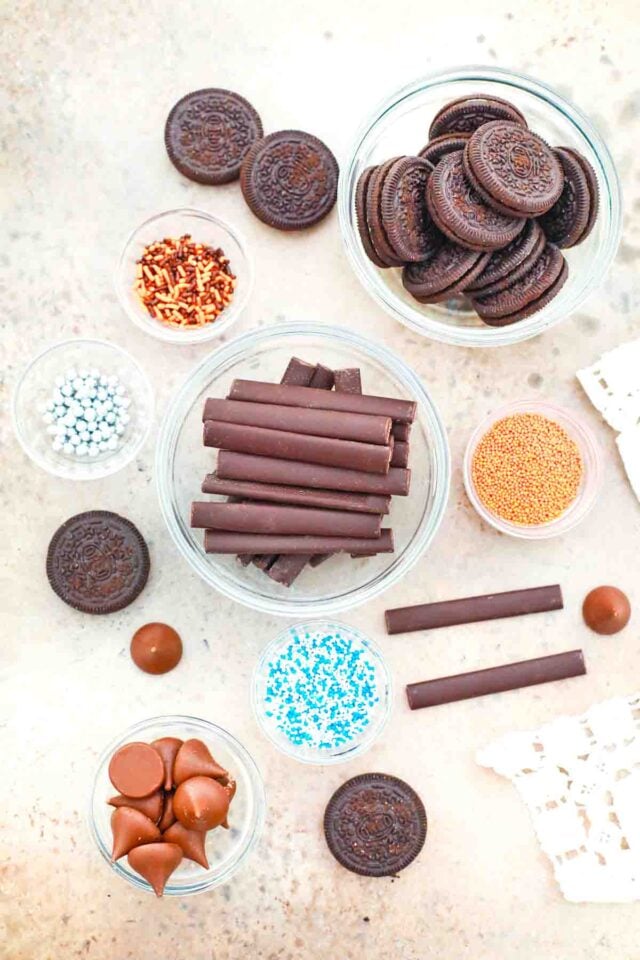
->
[12,338,154,480]
[252,620,392,764]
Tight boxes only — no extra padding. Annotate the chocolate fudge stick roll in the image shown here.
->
[204,421,392,475]
[201,475,391,514]
[392,422,412,442]
[217,451,411,496]
[406,650,586,710]
[386,585,563,635]
[202,399,391,445]
[390,441,409,469]
[204,529,394,555]
[228,380,417,423]
[191,502,382,538]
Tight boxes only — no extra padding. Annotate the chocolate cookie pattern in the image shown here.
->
[429,95,527,138]
[471,242,565,320]
[324,773,427,877]
[165,89,263,185]
[418,133,471,166]
[465,122,563,216]
[380,157,439,262]
[465,219,545,296]
[240,130,338,230]
[427,151,525,251]
[538,147,592,248]
[403,241,485,300]
[46,511,150,614]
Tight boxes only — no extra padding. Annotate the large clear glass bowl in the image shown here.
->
[155,323,450,617]
[89,716,265,897]
[339,65,622,348]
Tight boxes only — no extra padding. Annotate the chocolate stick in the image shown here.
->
[201,475,390,514]
[191,502,382,538]
[228,380,417,423]
[386,585,564,635]
[333,368,362,394]
[217,451,411,496]
[202,398,391,445]
[406,650,586,709]
[390,441,409,469]
[204,420,392,475]
[392,422,412,442]
[205,529,394,555]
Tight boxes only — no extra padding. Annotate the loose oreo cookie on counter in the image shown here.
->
[46,511,150,614]
[324,773,427,877]
[240,130,339,230]
[165,89,263,184]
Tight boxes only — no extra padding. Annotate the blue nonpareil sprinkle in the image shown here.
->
[262,626,381,752]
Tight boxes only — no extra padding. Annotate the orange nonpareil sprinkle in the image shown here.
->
[471,412,583,525]
[134,234,236,328]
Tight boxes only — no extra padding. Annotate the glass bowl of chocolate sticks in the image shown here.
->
[155,323,450,617]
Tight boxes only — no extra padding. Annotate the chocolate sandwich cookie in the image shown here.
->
[426,151,525,252]
[538,147,598,248]
[46,511,150,614]
[380,156,440,262]
[465,219,545,297]
[418,133,470,166]
[324,773,427,877]
[355,167,387,267]
[365,158,406,266]
[240,130,339,230]
[165,89,263,184]
[470,242,568,325]
[403,241,489,302]
[563,147,599,244]
[464,121,563,217]
[429,93,527,139]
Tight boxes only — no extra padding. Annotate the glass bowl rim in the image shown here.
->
[114,207,254,344]
[11,336,154,480]
[338,63,622,348]
[88,713,266,897]
[251,619,393,765]
[462,398,602,539]
[154,320,451,616]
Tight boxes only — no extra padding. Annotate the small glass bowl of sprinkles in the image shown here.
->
[252,621,392,764]
[115,208,253,344]
[463,400,601,539]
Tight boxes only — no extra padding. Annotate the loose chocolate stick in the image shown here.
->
[204,421,392,475]
[201,475,390,514]
[390,441,409,469]
[191,502,382,538]
[217,452,410,496]
[228,380,417,423]
[392,422,412,442]
[386,585,563,635]
[202,398,391,445]
[406,649,586,709]
[204,529,394,555]
[280,357,318,386]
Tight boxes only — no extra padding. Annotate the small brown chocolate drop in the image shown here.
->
[173,739,228,785]
[151,737,183,790]
[583,586,631,635]
[108,791,163,823]
[173,776,230,831]
[158,793,176,832]
[163,820,209,869]
[127,842,183,897]
[108,742,164,798]
[111,807,160,860]
[130,623,183,675]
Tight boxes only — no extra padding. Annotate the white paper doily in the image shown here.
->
[477,692,640,902]
[577,339,640,504]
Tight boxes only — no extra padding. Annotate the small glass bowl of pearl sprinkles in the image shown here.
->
[12,339,154,480]
[252,620,392,764]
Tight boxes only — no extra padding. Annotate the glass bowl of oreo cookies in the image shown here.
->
[339,65,621,347]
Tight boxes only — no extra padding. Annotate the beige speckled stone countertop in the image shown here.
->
[2,1,640,957]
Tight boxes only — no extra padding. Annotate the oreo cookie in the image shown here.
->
[46,511,150,614]
[426,151,525,252]
[380,156,439,262]
[418,133,471,166]
[165,89,263,185]
[403,241,489,302]
[429,94,527,138]
[365,158,406,266]
[465,219,545,296]
[470,242,567,324]
[464,121,564,217]
[538,147,598,248]
[324,773,427,877]
[355,166,388,267]
[240,130,338,230]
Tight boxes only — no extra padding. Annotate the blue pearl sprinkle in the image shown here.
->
[263,626,381,752]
